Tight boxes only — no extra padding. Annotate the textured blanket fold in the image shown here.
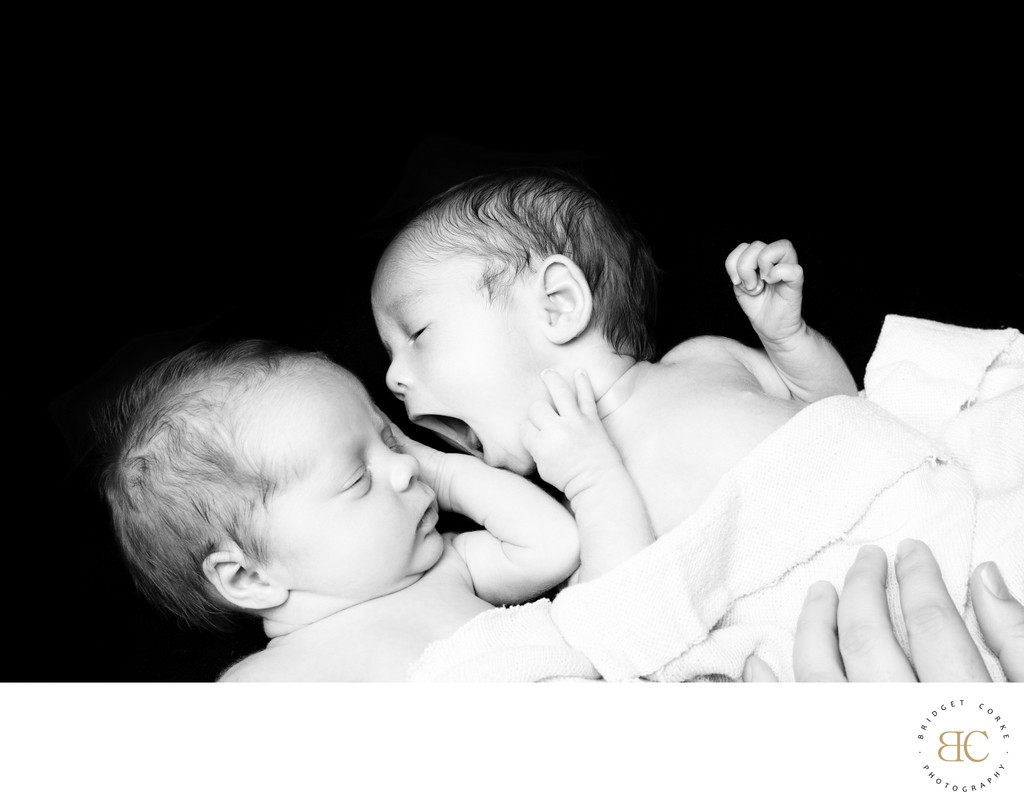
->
[408,315,1023,682]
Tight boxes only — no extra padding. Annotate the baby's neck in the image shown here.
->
[259,573,427,640]
[595,359,649,419]
[551,346,637,405]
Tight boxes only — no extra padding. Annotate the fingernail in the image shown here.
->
[895,539,918,563]
[979,562,1012,601]
[805,580,830,602]
[742,657,754,682]
[856,544,884,562]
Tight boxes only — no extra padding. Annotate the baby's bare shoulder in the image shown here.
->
[659,335,752,367]
[218,622,367,682]
[656,336,789,398]
[218,644,287,682]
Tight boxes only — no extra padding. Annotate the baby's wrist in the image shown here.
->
[565,461,631,508]
[758,318,808,349]
[440,453,493,512]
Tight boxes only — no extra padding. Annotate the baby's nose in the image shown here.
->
[385,359,408,401]
[390,451,419,492]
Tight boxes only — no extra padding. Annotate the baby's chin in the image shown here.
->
[415,528,446,571]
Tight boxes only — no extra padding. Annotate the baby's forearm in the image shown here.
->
[568,465,656,584]
[761,322,857,402]
[443,455,572,546]
[440,454,579,602]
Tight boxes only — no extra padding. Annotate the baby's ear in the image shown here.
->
[539,255,593,345]
[202,546,288,612]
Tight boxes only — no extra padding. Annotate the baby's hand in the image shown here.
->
[378,409,456,508]
[519,369,625,502]
[725,239,805,343]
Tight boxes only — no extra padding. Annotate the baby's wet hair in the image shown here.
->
[95,339,335,632]
[395,167,661,361]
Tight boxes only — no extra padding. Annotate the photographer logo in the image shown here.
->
[915,699,1014,794]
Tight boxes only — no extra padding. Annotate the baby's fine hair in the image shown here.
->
[95,339,334,632]
[397,167,661,361]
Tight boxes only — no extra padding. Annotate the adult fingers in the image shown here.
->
[793,581,848,681]
[742,655,778,682]
[970,561,1024,682]
[895,539,991,682]
[837,545,918,681]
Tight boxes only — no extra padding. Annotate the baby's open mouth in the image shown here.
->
[411,415,484,460]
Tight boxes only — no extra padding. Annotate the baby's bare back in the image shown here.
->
[602,337,807,536]
[219,544,491,682]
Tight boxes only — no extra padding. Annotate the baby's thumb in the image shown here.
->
[519,420,540,457]
[971,562,1024,682]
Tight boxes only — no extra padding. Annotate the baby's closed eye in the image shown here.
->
[341,465,371,493]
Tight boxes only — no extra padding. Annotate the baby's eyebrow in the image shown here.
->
[382,287,420,316]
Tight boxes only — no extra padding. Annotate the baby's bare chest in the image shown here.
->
[274,562,490,682]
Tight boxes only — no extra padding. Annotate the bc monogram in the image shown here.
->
[936,730,989,763]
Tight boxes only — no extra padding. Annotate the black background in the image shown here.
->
[26,102,1020,682]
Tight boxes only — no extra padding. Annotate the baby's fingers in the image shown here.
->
[757,239,798,270]
[541,369,581,416]
[724,242,748,284]
[733,241,767,293]
[526,398,558,429]
[759,261,804,292]
[378,411,433,460]
[573,369,598,419]
[374,405,405,439]
[519,419,541,457]
[726,241,767,293]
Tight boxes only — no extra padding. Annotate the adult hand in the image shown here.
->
[743,538,1024,682]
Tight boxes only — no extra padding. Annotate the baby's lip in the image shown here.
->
[409,413,484,460]
[417,491,439,536]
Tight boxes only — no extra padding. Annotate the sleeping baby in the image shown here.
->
[371,167,858,582]
[95,340,584,681]
[372,167,1023,682]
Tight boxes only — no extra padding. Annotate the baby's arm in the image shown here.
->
[725,239,857,401]
[520,369,656,584]
[390,421,579,606]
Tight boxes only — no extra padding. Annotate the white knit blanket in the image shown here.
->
[409,315,1024,682]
